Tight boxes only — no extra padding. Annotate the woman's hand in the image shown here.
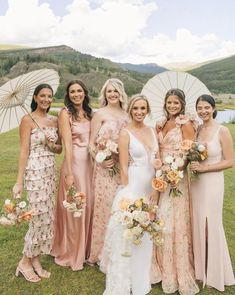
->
[190,161,207,173]
[149,190,159,205]
[100,158,114,169]
[45,134,56,152]
[12,183,23,199]
[65,174,74,189]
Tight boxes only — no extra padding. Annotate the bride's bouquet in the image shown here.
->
[181,139,208,179]
[152,155,184,197]
[95,139,119,177]
[118,197,164,256]
[0,197,33,226]
[63,185,86,218]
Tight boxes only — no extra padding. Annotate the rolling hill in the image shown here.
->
[0,45,158,100]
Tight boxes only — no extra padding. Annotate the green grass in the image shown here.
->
[0,126,235,295]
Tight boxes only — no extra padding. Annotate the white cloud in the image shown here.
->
[0,0,235,65]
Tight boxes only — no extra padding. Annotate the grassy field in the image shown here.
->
[0,126,235,295]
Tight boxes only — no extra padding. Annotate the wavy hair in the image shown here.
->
[163,88,186,118]
[127,94,151,118]
[31,83,53,112]
[99,78,128,109]
[64,80,92,121]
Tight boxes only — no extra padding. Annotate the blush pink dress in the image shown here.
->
[88,118,128,264]
[191,125,235,291]
[156,116,199,295]
[52,109,93,271]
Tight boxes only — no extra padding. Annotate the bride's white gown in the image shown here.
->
[100,128,159,295]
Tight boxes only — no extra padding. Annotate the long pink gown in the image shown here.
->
[191,125,235,291]
[52,109,93,271]
[88,118,128,264]
[156,116,199,295]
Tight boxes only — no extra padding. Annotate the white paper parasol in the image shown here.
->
[0,69,60,133]
[141,71,211,126]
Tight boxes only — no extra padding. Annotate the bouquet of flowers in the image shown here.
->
[118,197,164,256]
[95,139,119,177]
[0,197,33,226]
[181,139,208,178]
[63,185,86,218]
[152,155,184,197]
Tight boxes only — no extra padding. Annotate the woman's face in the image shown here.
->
[105,83,120,106]
[130,99,148,123]
[69,83,85,106]
[196,100,214,122]
[165,95,182,117]
[34,88,53,111]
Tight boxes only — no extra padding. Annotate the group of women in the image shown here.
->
[12,77,235,294]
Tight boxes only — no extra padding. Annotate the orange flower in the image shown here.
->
[18,210,34,222]
[166,170,180,185]
[4,203,16,213]
[152,177,167,192]
[181,139,193,152]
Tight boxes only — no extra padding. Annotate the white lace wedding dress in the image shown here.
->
[100,128,159,295]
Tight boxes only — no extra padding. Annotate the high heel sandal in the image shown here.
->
[33,266,51,279]
[15,265,41,283]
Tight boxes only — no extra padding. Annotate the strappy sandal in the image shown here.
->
[33,265,51,278]
[15,264,41,283]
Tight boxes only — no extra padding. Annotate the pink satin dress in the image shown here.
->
[52,109,93,271]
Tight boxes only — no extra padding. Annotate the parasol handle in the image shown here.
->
[21,105,43,131]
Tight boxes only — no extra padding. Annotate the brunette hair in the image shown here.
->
[196,94,217,118]
[31,83,53,112]
[64,80,92,121]
[163,88,186,118]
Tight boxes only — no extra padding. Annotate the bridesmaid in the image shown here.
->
[190,94,235,291]
[13,83,61,282]
[88,78,128,264]
[52,80,93,270]
[156,88,199,294]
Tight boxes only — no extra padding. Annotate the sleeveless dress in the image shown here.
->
[52,109,93,270]
[23,127,57,258]
[100,128,159,295]
[156,117,199,295]
[191,125,235,291]
[89,118,128,264]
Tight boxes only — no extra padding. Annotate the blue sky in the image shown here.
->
[0,0,234,65]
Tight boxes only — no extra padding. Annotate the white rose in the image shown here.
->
[131,226,143,236]
[74,210,82,218]
[179,171,184,179]
[106,140,118,153]
[175,157,184,168]
[0,216,15,226]
[4,199,11,205]
[165,155,173,164]
[155,170,162,177]
[18,201,26,209]
[198,144,205,152]
[95,151,107,163]
[171,162,178,170]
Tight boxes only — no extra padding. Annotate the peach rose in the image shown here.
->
[4,203,16,213]
[166,170,180,185]
[152,177,167,192]
[18,210,34,222]
[181,139,193,152]
[119,198,131,211]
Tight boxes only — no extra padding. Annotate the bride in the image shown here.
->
[100,94,161,295]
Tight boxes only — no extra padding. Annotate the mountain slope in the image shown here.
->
[189,55,235,94]
[0,45,155,99]
[118,62,167,74]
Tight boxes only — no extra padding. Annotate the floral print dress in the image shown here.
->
[156,115,199,295]
[88,118,128,264]
[23,127,57,258]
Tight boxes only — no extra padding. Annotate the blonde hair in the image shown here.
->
[99,78,128,109]
[127,94,151,118]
